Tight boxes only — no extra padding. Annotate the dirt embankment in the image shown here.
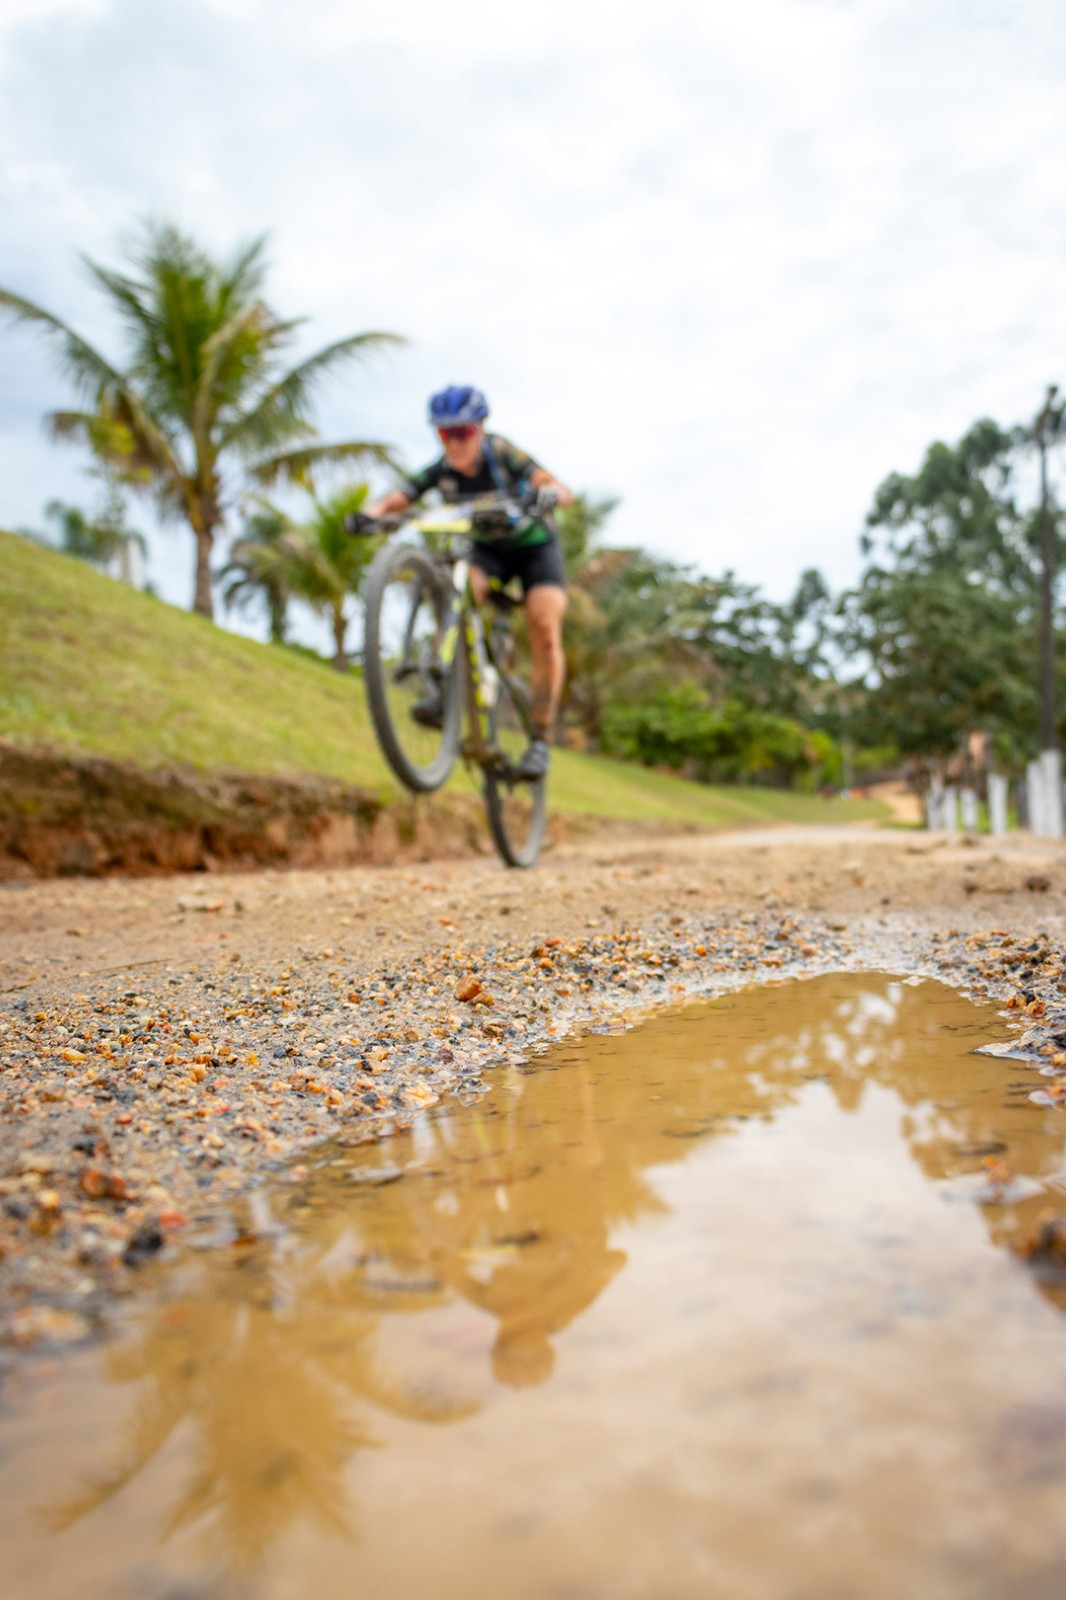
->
[0,742,508,879]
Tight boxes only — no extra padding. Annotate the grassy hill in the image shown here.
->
[0,530,885,830]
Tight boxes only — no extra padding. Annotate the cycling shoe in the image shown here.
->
[515,737,550,781]
[411,687,444,729]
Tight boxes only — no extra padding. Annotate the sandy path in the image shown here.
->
[3,821,1063,988]
[2,820,1066,1348]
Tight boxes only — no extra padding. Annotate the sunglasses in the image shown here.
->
[438,424,479,442]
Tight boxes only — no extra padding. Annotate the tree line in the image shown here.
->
[3,222,1063,791]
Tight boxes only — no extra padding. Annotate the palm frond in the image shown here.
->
[47,394,187,517]
[46,409,97,444]
[111,390,185,485]
[221,233,271,310]
[122,218,202,281]
[221,331,405,456]
[192,307,265,457]
[81,259,158,344]
[249,438,397,491]
[220,540,294,602]
[0,287,123,401]
[273,528,343,605]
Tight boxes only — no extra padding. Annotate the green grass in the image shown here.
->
[0,531,886,829]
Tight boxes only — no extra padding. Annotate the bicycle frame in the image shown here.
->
[434,550,534,773]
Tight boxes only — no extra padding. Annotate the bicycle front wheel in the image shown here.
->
[483,676,548,868]
[362,542,461,793]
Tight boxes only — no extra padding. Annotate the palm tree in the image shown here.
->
[219,506,297,644]
[0,220,402,619]
[46,1228,477,1568]
[273,484,383,670]
[44,497,147,580]
[42,459,148,585]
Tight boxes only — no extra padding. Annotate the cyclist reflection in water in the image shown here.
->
[370,1058,627,1389]
[364,385,574,781]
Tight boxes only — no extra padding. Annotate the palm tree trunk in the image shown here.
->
[268,589,286,645]
[331,606,348,672]
[193,525,214,620]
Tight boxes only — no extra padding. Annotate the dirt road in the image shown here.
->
[3,821,1066,1347]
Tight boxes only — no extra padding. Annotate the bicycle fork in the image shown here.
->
[438,559,503,769]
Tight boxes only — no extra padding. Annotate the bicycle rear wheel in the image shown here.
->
[362,542,461,793]
[483,676,547,868]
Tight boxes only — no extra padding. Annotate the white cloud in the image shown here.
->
[0,0,106,25]
[0,0,108,57]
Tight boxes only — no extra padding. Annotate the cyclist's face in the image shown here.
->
[438,423,484,473]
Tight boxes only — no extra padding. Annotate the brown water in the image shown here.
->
[4,973,1066,1600]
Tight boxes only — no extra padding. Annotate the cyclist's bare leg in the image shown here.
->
[524,583,567,739]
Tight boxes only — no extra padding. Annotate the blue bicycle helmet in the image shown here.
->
[428,385,489,427]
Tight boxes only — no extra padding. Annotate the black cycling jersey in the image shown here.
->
[400,433,539,504]
[400,434,553,549]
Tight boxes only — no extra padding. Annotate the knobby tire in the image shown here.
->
[362,542,461,793]
[483,675,548,868]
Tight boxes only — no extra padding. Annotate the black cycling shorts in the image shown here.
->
[470,536,566,596]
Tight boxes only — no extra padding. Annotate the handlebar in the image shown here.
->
[343,510,399,537]
[344,489,542,541]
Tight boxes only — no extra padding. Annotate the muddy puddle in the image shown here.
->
[4,972,1066,1600]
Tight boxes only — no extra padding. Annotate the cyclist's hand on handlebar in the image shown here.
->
[344,511,379,537]
[528,484,559,516]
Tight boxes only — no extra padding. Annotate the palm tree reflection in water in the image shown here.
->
[44,974,1065,1576]
[45,1251,476,1567]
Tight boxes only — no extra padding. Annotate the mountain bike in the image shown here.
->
[352,495,548,868]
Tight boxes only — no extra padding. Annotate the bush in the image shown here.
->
[600,684,840,788]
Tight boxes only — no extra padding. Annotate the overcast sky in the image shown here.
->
[2,0,1066,627]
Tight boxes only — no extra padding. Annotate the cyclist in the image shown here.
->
[363,385,574,781]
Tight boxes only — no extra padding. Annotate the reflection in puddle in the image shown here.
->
[4,973,1066,1600]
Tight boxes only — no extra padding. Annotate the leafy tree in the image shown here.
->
[0,221,400,619]
[557,499,722,742]
[674,572,793,711]
[558,496,841,755]
[555,492,619,570]
[772,567,835,702]
[861,419,1033,586]
[563,547,714,742]
[840,419,1046,768]
[843,564,1036,761]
